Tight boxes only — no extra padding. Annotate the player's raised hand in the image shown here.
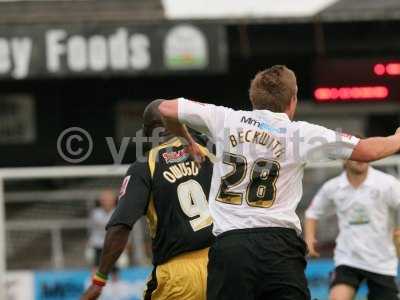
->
[80,285,102,300]
[305,237,320,258]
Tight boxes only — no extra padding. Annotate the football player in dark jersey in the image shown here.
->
[81,100,214,300]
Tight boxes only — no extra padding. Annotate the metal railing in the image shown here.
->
[0,157,399,299]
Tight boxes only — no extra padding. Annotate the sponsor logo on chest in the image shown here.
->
[162,149,189,164]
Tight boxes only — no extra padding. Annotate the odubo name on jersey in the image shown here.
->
[163,161,199,183]
[229,129,285,159]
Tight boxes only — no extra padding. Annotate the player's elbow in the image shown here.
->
[159,100,178,120]
[350,139,381,162]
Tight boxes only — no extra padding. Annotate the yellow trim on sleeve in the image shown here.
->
[148,137,182,178]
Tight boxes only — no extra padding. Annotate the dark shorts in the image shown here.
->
[207,227,311,300]
[330,265,399,300]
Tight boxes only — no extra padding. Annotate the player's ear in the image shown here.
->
[292,94,298,106]
[287,96,297,119]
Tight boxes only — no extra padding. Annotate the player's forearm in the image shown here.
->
[351,133,400,162]
[394,228,400,258]
[160,113,196,147]
[97,225,130,276]
[367,135,400,159]
[304,218,318,242]
[165,119,196,145]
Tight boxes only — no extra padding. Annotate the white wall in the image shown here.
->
[162,0,340,19]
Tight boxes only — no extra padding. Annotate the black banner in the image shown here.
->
[0,23,227,79]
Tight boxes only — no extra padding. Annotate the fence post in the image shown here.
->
[0,178,6,300]
[51,227,64,269]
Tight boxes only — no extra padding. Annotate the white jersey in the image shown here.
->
[177,98,359,236]
[306,167,400,276]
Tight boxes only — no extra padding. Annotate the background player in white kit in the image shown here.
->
[305,159,400,300]
[158,65,400,300]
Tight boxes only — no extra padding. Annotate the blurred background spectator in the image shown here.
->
[87,189,130,273]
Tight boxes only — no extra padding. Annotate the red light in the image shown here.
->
[386,63,400,75]
[374,64,385,76]
[314,86,389,102]
[373,63,400,76]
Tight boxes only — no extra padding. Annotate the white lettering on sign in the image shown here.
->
[89,35,108,71]
[12,38,32,79]
[67,35,87,71]
[46,29,67,72]
[0,37,32,79]
[129,33,150,70]
[45,28,151,73]
[0,38,11,74]
[109,28,129,70]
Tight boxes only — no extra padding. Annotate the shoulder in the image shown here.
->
[146,138,188,175]
[320,175,343,193]
[372,168,399,187]
[292,120,328,132]
[201,101,235,113]
[180,98,234,113]
[212,104,237,122]
[147,138,183,163]
[150,138,182,152]
[126,160,143,173]
[126,159,149,175]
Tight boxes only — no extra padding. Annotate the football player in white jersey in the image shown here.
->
[305,160,400,300]
[158,65,400,300]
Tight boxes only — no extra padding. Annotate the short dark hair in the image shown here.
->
[249,65,297,112]
[142,99,164,137]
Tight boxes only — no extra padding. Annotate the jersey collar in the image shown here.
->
[253,109,290,121]
[338,167,375,189]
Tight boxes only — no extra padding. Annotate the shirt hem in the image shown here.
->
[213,224,302,237]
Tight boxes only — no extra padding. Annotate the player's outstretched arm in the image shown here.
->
[159,99,205,164]
[304,218,320,258]
[351,127,400,162]
[96,225,130,276]
[80,225,130,300]
[159,99,196,144]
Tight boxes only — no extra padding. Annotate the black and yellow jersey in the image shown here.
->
[107,136,214,265]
